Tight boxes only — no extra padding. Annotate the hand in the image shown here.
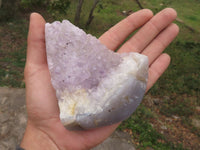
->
[21,8,179,150]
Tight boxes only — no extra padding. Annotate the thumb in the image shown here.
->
[24,13,59,122]
[26,13,46,66]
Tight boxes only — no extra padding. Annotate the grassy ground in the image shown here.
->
[0,19,28,87]
[0,0,200,149]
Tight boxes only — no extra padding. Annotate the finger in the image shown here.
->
[25,13,59,121]
[146,53,171,92]
[26,13,46,66]
[143,23,179,65]
[99,9,153,51]
[118,8,177,53]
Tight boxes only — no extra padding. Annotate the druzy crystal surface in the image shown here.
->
[45,20,148,130]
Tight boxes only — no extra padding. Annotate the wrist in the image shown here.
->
[20,122,59,150]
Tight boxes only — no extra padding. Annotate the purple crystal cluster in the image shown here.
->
[45,20,121,92]
[45,20,148,130]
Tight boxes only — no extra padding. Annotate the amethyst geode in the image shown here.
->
[45,20,148,130]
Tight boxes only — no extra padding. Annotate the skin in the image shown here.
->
[21,8,179,150]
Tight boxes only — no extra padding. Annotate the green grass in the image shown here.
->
[149,40,200,98]
[160,96,195,117]
[0,19,28,87]
[0,45,26,87]
[141,0,200,32]
[119,105,187,150]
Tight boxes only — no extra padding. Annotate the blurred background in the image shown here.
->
[0,0,199,149]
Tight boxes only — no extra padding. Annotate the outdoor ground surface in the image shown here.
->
[0,0,200,149]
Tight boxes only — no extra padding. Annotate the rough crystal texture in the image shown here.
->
[45,20,121,92]
[45,20,148,130]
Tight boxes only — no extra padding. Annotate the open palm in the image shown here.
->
[21,8,179,150]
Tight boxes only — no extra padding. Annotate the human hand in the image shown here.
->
[21,8,178,150]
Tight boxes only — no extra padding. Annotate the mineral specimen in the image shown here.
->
[45,20,148,130]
